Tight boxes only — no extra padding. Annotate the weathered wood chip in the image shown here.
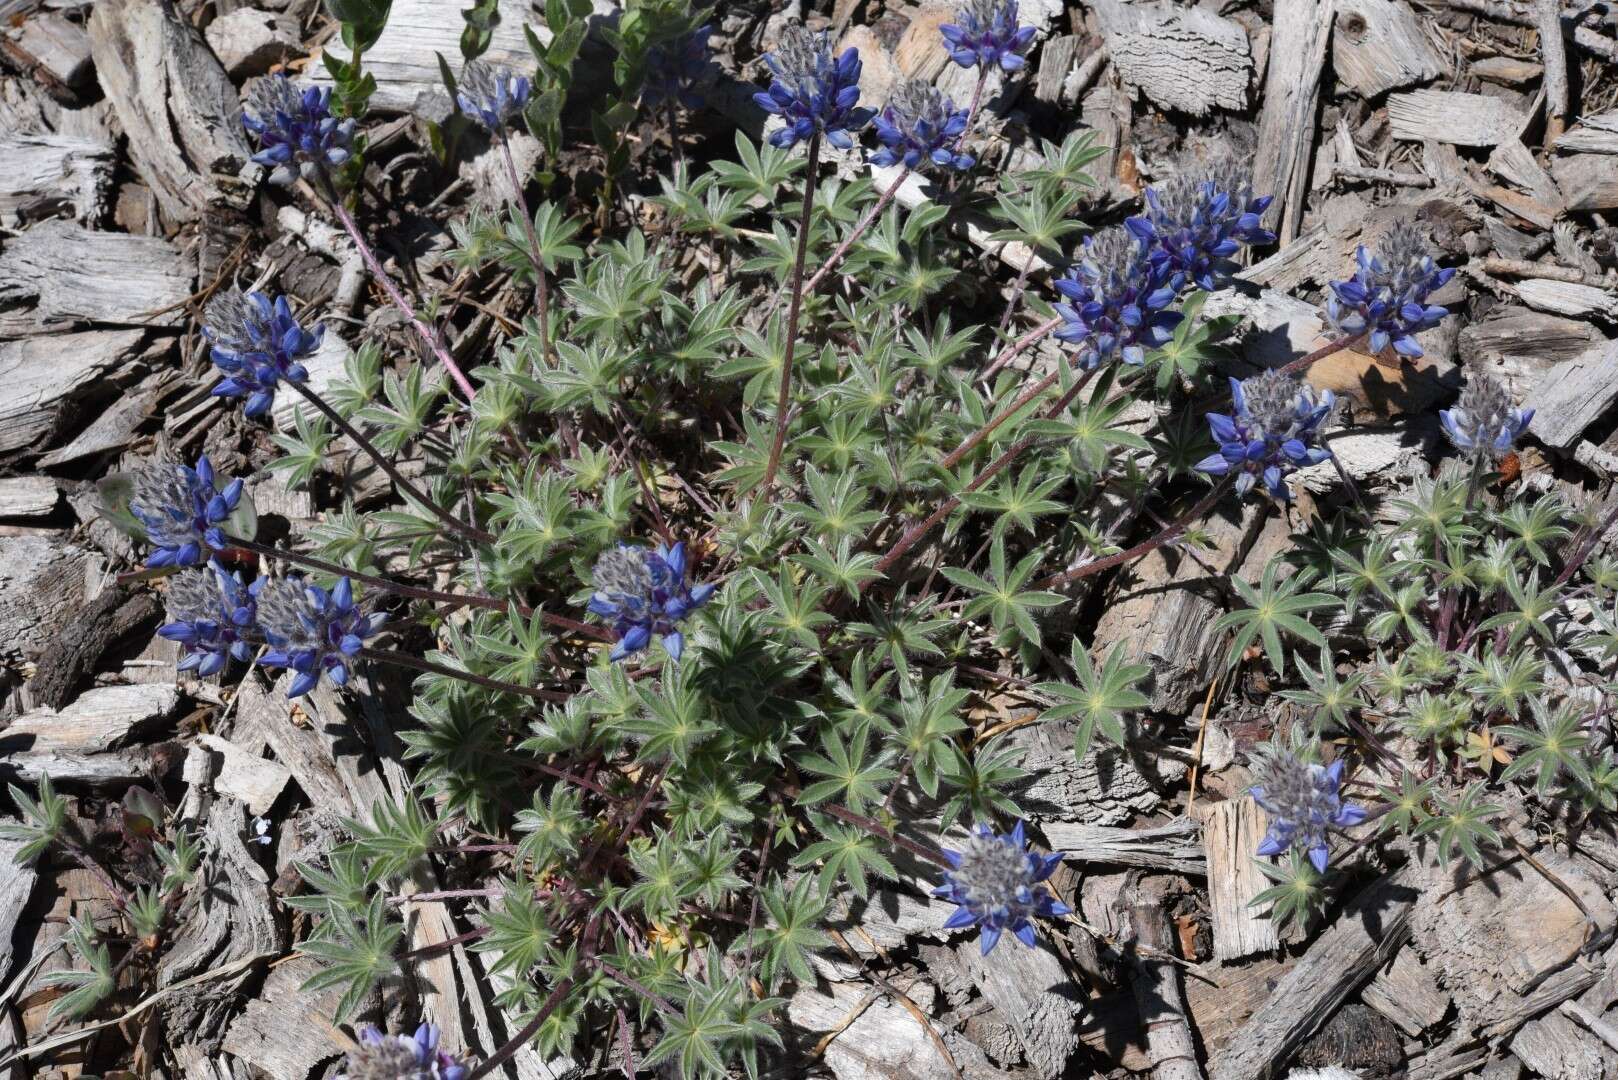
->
[1090,0,1251,117]
[1389,90,1527,147]
[0,329,151,454]
[1556,109,1618,154]
[0,221,192,337]
[0,477,60,519]
[5,683,178,752]
[1553,152,1618,210]
[0,134,112,227]
[1529,338,1618,449]
[1331,0,1444,96]
[196,734,292,817]
[1197,798,1280,961]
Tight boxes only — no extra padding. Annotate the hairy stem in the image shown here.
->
[286,380,495,545]
[758,130,823,496]
[467,977,576,1080]
[1035,478,1232,589]
[358,646,570,702]
[317,170,480,402]
[498,131,551,364]
[224,534,611,641]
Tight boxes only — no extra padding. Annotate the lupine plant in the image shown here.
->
[64,0,1617,1073]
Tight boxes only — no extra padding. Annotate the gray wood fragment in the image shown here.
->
[1510,1009,1616,1079]
[785,978,974,1080]
[196,733,292,817]
[1515,278,1617,318]
[203,8,299,79]
[0,134,112,227]
[954,938,1082,1078]
[1361,947,1451,1036]
[1209,871,1417,1080]
[1330,0,1444,96]
[1528,338,1618,448]
[3,11,93,92]
[0,838,39,992]
[0,221,191,337]
[1090,0,1250,117]
[1124,883,1204,1080]
[1556,110,1618,154]
[0,477,59,518]
[1553,152,1618,210]
[1199,798,1280,961]
[1043,817,1207,875]
[5,684,177,751]
[220,958,346,1080]
[1252,0,1334,241]
[87,0,252,223]
[1389,90,1526,147]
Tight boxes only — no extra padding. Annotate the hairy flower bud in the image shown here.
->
[587,541,714,662]
[203,288,322,417]
[158,562,256,676]
[255,575,386,699]
[753,26,874,150]
[933,821,1069,954]
[1325,221,1454,357]
[1249,749,1367,872]
[129,456,243,569]
[457,60,532,131]
[1053,227,1180,369]
[339,1024,469,1080]
[241,74,355,187]
[1196,370,1334,501]
[1440,371,1533,462]
[870,79,974,172]
[940,0,1037,72]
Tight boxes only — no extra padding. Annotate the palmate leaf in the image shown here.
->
[1497,698,1593,795]
[1212,562,1340,677]
[940,540,1064,648]
[1249,851,1324,934]
[1035,639,1151,763]
[744,875,829,990]
[793,722,897,812]
[791,820,898,898]
[1413,782,1503,869]
[0,774,69,865]
[40,917,115,1022]
[297,893,404,1022]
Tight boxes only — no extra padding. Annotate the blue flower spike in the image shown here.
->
[240,73,356,187]
[339,1022,470,1080]
[1325,221,1455,358]
[644,24,713,111]
[753,25,874,150]
[1053,229,1181,370]
[870,79,975,173]
[1196,369,1334,501]
[204,288,323,418]
[940,0,1037,72]
[587,541,715,663]
[158,562,257,677]
[934,821,1070,955]
[1133,156,1276,293]
[255,574,387,699]
[1250,751,1368,873]
[457,59,532,131]
[1440,371,1533,463]
[129,456,243,569]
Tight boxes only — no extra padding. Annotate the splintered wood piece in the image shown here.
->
[2,12,93,92]
[1185,954,1296,1054]
[1090,0,1250,117]
[1209,872,1416,1080]
[6,684,178,752]
[1199,798,1281,961]
[786,979,973,1080]
[1486,140,1564,210]
[0,330,150,454]
[1553,153,1618,210]
[87,0,251,224]
[1361,947,1452,1036]
[1514,278,1618,319]
[0,134,112,227]
[0,477,59,519]
[220,959,347,1080]
[1511,1010,1618,1079]
[1388,90,1527,147]
[195,735,292,818]
[1331,0,1444,96]
[0,221,191,338]
[1127,891,1205,1080]
[1043,817,1207,875]
[1556,110,1618,154]
[0,838,40,991]
[1252,0,1334,241]
[1528,338,1618,449]
[955,937,1082,1078]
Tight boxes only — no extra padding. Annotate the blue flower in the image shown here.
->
[643,24,713,110]
[587,541,714,662]
[255,575,386,699]
[1053,228,1181,369]
[870,79,974,172]
[1250,751,1367,873]
[241,74,355,187]
[456,59,532,132]
[753,26,874,150]
[204,289,323,418]
[1325,221,1455,358]
[158,562,257,677]
[129,457,243,569]
[1196,370,1334,501]
[934,821,1069,954]
[1134,159,1276,293]
[1440,372,1533,462]
[940,0,1037,72]
[340,1023,469,1080]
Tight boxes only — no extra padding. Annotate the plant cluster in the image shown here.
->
[24,0,1607,1074]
